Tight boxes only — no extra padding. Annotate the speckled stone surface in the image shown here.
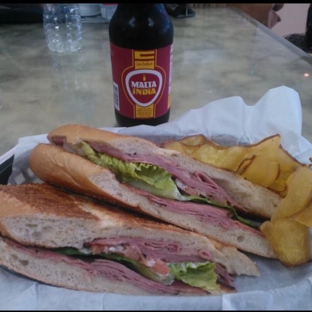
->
[0,7,312,156]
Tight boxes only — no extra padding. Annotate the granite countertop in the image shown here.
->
[0,7,312,157]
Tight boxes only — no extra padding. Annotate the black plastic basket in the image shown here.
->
[0,155,14,185]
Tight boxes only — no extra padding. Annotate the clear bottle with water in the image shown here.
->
[43,3,83,53]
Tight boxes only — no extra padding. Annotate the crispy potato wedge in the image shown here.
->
[240,155,280,188]
[191,144,246,171]
[162,134,307,197]
[293,202,312,227]
[260,219,311,267]
[177,134,208,146]
[163,141,190,154]
[271,145,307,196]
[271,166,312,221]
[261,166,312,267]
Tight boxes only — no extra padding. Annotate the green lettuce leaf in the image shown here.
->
[77,142,180,199]
[168,262,219,292]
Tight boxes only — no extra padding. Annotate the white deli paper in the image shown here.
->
[1,86,312,310]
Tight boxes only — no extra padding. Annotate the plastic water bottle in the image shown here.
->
[43,3,83,53]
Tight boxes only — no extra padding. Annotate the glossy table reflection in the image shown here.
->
[0,7,312,157]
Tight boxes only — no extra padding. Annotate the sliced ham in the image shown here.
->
[87,237,212,262]
[4,237,226,295]
[88,240,171,276]
[52,136,66,146]
[87,237,235,290]
[87,142,245,211]
[128,186,262,238]
[51,138,245,212]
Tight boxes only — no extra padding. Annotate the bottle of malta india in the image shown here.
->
[109,4,174,127]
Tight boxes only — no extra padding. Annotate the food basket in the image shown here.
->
[0,147,15,185]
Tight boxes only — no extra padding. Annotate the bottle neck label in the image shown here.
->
[110,43,173,119]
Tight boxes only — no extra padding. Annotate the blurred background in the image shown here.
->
[271,3,310,37]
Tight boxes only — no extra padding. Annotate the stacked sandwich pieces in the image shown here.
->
[29,124,282,258]
[0,123,286,295]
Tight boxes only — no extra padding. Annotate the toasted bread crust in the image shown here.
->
[0,183,97,220]
[48,124,156,149]
[0,183,214,247]
[4,183,241,237]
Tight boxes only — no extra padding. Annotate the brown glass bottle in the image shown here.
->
[109,4,174,127]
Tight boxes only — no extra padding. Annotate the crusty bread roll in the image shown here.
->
[29,143,277,258]
[0,183,261,295]
[47,124,282,219]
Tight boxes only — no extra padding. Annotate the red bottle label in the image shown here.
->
[110,43,173,119]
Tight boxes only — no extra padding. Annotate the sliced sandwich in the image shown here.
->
[0,183,260,296]
[28,124,283,258]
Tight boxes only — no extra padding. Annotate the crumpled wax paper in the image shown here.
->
[1,86,312,310]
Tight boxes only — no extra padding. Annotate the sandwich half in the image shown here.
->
[0,183,260,296]
[28,124,282,258]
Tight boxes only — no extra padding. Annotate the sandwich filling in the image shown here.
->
[1,235,235,294]
[64,141,263,229]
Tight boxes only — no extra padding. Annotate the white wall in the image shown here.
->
[272,3,310,37]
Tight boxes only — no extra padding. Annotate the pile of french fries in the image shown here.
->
[162,134,312,266]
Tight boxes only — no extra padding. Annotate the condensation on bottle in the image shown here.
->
[43,3,83,53]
